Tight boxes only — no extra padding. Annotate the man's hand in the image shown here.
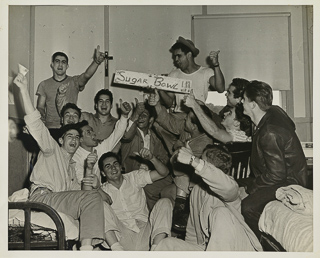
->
[131,98,145,121]
[119,99,132,117]
[183,89,196,108]
[94,45,105,65]
[148,89,160,106]
[173,139,185,151]
[177,147,194,165]
[86,150,98,170]
[57,83,68,95]
[82,174,100,189]
[139,148,154,161]
[13,73,28,90]
[209,50,220,66]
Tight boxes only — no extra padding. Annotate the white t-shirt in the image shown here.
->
[168,66,214,112]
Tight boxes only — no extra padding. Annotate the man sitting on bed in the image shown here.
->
[154,145,262,251]
[240,80,308,239]
[13,73,130,251]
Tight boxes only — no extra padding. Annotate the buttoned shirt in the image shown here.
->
[100,169,152,232]
[73,115,130,188]
[137,128,151,150]
[25,110,79,194]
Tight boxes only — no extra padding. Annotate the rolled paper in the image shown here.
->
[18,64,29,76]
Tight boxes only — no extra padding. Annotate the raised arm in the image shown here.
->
[208,50,225,93]
[14,74,35,115]
[139,148,169,182]
[78,45,105,91]
[14,73,56,151]
[121,98,145,143]
[96,99,132,154]
[176,147,239,202]
[158,90,175,109]
[184,91,233,143]
[149,89,184,135]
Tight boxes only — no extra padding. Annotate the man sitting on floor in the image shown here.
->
[14,73,105,251]
[96,148,173,251]
[155,145,262,251]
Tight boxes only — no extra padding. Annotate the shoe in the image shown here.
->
[172,197,189,232]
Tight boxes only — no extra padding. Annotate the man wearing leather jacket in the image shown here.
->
[240,80,308,239]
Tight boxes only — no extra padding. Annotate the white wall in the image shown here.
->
[34,6,105,113]
[108,6,202,117]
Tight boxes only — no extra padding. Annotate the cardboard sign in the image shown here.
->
[114,70,192,93]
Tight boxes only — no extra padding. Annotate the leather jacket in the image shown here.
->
[247,106,308,194]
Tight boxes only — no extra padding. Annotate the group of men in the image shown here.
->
[12,36,308,251]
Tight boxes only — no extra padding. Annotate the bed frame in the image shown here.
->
[8,201,67,250]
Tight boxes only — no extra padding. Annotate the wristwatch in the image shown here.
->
[189,155,196,166]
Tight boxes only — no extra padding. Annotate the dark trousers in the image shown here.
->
[241,183,287,240]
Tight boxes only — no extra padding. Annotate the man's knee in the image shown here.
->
[155,197,173,209]
[81,190,103,206]
[210,206,232,221]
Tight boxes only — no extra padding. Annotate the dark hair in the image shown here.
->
[170,42,192,56]
[244,80,273,111]
[98,152,121,172]
[230,78,250,99]
[235,104,252,137]
[58,122,82,140]
[60,103,81,117]
[202,144,232,174]
[76,120,89,137]
[189,101,213,134]
[52,52,69,64]
[94,89,113,106]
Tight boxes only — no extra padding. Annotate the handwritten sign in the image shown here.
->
[114,70,192,93]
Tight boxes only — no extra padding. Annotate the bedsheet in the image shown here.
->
[258,200,313,252]
[8,188,79,240]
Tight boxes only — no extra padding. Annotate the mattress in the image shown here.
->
[258,200,313,252]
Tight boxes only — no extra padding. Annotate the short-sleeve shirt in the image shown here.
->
[36,76,81,128]
[80,112,118,141]
[168,67,214,113]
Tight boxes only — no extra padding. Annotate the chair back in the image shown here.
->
[225,142,252,179]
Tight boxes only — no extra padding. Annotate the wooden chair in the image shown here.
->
[225,142,252,180]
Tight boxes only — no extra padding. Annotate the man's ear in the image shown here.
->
[58,137,64,145]
[100,171,106,177]
[186,52,193,60]
[79,137,83,143]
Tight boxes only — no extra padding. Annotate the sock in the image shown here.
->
[150,244,157,251]
[79,245,93,251]
[111,242,124,251]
